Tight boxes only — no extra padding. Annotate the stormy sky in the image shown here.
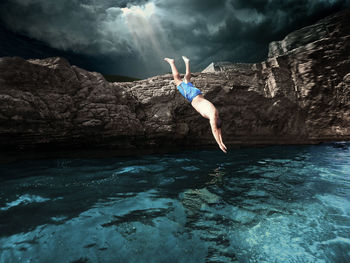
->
[0,0,349,78]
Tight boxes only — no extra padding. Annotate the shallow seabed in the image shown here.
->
[1,143,350,263]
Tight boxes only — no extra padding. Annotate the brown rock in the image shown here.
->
[0,9,349,154]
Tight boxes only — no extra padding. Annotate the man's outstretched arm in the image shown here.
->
[210,120,227,153]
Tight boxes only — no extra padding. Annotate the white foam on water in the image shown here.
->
[320,236,350,245]
[51,216,68,222]
[0,194,50,211]
[317,194,350,216]
[113,164,166,175]
[181,166,200,171]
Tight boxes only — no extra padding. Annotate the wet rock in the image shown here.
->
[181,188,221,212]
[0,9,349,153]
[180,187,239,262]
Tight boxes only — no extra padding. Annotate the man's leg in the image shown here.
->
[182,56,191,83]
[164,58,182,86]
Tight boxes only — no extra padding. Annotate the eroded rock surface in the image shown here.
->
[0,9,349,153]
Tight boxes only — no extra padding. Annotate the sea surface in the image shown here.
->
[0,143,350,263]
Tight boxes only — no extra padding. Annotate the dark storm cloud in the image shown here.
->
[0,0,349,78]
[0,0,128,53]
[157,0,350,69]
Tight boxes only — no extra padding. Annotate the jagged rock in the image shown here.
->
[0,9,349,154]
[201,62,242,73]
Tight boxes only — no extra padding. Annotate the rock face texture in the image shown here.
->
[0,9,349,153]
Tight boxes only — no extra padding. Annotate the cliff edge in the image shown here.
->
[0,9,349,154]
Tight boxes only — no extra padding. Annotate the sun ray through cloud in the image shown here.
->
[120,2,177,74]
[0,0,348,77]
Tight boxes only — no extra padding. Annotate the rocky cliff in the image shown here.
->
[0,9,349,155]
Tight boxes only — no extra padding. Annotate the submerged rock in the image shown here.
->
[0,9,349,153]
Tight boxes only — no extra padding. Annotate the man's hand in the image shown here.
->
[210,121,227,153]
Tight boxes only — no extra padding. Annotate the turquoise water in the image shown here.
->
[0,143,350,263]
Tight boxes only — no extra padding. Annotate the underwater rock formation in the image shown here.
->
[0,9,349,153]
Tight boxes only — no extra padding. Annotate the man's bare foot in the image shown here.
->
[164,58,174,64]
[182,56,190,63]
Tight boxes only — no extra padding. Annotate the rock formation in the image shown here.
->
[0,9,349,155]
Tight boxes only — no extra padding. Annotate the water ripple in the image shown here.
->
[0,143,350,262]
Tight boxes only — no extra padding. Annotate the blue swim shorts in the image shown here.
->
[177,82,202,103]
